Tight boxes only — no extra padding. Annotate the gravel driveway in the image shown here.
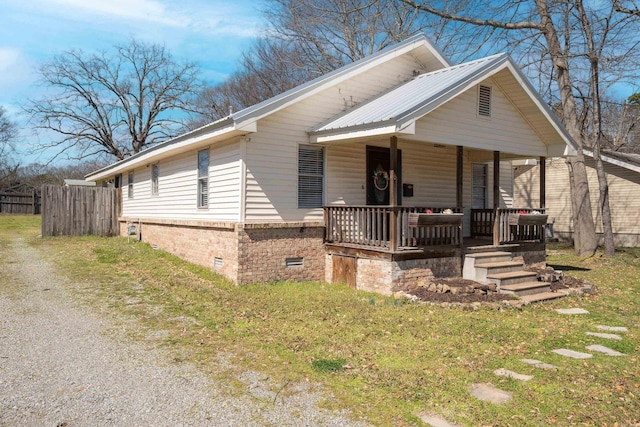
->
[0,238,368,427]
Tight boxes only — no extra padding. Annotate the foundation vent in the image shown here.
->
[286,257,304,268]
[213,257,223,269]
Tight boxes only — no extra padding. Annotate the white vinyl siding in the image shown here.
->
[198,150,209,208]
[298,145,324,208]
[244,51,430,222]
[121,141,241,221]
[410,80,548,156]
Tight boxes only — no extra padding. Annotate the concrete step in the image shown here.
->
[486,271,538,287]
[521,291,566,304]
[476,261,524,274]
[465,251,513,264]
[500,281,551,296]
[463,251,514,281]
[473,261,524,282]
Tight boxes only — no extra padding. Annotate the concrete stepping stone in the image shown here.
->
[552,348,593,359]
[494,368,533,381]
[586,331,622,340]
[556,308,589,315]
[597,325,628,332]
[417,412,461,427]
[586,344,624,356]
[469,383,513,404]
[520,358,558,370]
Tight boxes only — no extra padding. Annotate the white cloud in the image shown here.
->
[42,0,185,27]
[0,47,36,103]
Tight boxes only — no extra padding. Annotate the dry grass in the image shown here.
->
[2,215,638,426]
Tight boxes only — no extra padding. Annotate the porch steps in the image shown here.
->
[463,250,566,304]
[501,281,551,296]
[486,271,539,287]
[521,291,567,304]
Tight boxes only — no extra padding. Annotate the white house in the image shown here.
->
[514,151,640,247]
[86,34,577,295]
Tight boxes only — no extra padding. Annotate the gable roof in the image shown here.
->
[311,53,507,135]
[309,53,579,156]
[86,34,448,181]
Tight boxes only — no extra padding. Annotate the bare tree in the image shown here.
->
[402,0,640,257]
[26,40,200,161]
[602,94,640,153]
[192,0,489,123]
[0,106,19,185]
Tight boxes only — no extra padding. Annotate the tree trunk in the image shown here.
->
[535,0,597,256]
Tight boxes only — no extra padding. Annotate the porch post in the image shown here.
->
[456,146,463,209]
[539,156,546,209]
[389,136,398,251]
[492,151,500,245]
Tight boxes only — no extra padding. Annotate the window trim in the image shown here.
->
[127,172,134,199]
[297,144,325,209]
[197,149,209,209]
[472,163,488,209]
[151,164,159,196]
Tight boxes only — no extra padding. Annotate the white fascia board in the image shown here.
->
[503,61,579,153]
[546,143,577,157]
[310,122,415,144]
[584,150,640,173]
[86,123,246,181]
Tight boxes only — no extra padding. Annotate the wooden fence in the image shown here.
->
[41,185,120,236]
[0,189,40,214]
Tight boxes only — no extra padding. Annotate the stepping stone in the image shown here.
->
[494,368,533,381]
[552,349,593,359]
[586,332,622,340]
[556,308,589,315]
[417,412,460,427]
[520,359,558,370]
[597,325,628,332]
[586,345,624,356]
[469,383,513,404]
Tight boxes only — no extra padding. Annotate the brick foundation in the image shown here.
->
[119,218,325,285]
[327,253,462,295]
[237,224,325,284]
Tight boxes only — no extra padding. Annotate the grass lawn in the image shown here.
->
[1,215,638,426]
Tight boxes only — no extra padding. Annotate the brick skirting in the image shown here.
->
[119,218,325,285]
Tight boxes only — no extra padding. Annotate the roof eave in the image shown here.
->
[86,120,255,181]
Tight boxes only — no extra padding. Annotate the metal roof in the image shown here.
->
[311,53,509,134]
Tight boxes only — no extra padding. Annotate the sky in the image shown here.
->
[0,0,265,165]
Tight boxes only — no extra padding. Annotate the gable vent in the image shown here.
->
[286,257,304,268]
[478,85,492,117]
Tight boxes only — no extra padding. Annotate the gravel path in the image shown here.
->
[0,238,368,427]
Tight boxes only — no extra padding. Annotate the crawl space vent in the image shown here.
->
[285,257,304,268]
[213,257,223,269]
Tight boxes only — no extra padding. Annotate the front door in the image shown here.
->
[366,146,401,205]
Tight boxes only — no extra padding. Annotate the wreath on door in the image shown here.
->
[373,167,389,191]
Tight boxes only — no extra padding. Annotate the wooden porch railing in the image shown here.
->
[495,208,547,244]
[470,208,546,244]
[324,206,463,251]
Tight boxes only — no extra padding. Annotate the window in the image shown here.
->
[127,172,134,199]
[198,150,209,208]
[298,145,324,208]
[151,164,159,195]
[472,164,487,208]
[478,85,492,117]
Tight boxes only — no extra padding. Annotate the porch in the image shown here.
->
[324,205,547,254]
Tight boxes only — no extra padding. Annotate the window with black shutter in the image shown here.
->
[298,145,324,208]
